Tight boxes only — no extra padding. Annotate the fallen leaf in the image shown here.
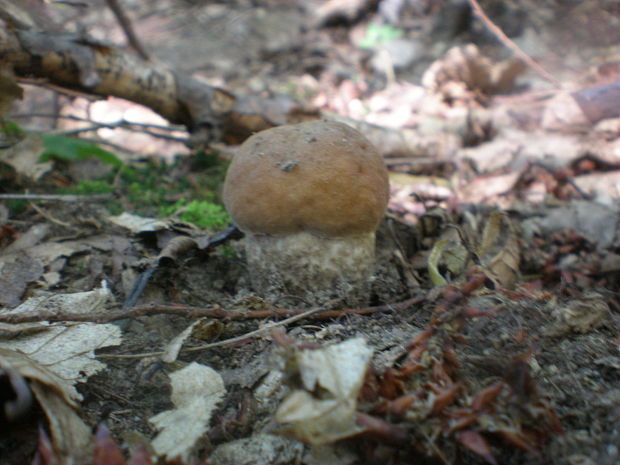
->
[0,134,52,181]
[0,282,122,384]
[275,337,372,445]
[457,430,497,465]
[150,362,226,461]
[0,349,92,464]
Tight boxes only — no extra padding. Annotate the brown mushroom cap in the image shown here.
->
[223,120,389,237]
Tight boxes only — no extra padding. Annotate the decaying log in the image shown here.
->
[0,1,453,158]
[0,5,318,146]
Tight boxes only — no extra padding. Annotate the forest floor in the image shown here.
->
[1,1,619,465]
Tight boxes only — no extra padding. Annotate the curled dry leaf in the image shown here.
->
[275,337,373,445]
[478,211,520,289]
[160,319,204,363]
[551,292,609,334]
[422,44,525,103]
[426,209,520,287]
[0,349,92,465]
[149,362,225,461]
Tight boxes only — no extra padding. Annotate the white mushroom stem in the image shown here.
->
[244,231,376,306]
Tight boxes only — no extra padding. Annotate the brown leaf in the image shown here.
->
[33,427,60,465]
[471,381,505,412]
[127,445,154,465]
[431,383,461,414]
[356,412,409,445]
[457,430,497,465]
[93,424,127,465]
[495,428,541,458]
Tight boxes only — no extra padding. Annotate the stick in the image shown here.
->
[467,0,560,87]
[0,193,112,202]
[0,296,425,325]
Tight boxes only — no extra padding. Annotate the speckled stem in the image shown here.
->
[244,231,376,307]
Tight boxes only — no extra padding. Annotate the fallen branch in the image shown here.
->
[0,295,425,325]
[0,7,318,146]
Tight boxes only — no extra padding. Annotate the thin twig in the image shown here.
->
[56,127,187,143]
[28,202,73,228]
[101,296,425,359]
[52,124,110,136]
[16,77,100,100]
[76,137,140,154]
[0,193,112,202]
[467,0,560,87]
[104,0,150,61]
[10,113,185,132]
[98,307,327,359]
[10,113,187,143]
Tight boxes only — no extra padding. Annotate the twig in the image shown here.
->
[0,193,112,202]
[54,126,187,143]
[28,202,72,228]
[467,0,560,87]
[100,297,427,359]
[2,296,424,360]
[16,77,101,100]
[104,0,150,61]
[76,137,141,154]
[14,114,188,143]
[97,306,327,359]
[9,113,186,133]
[0,296,425,325]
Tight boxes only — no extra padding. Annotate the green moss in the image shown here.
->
[60,179,115,195]
[3,126,231,232]
[218,244,237,259]
[0,120,26,142]
[7,199,28,216]
[359,24,403,49]
[161,199,230,230]
[49,150,230,230]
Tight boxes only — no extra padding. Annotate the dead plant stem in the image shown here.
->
[467,0,560,87]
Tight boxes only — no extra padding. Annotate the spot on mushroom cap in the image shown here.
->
[223,120,390,237]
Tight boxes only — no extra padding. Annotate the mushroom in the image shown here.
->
[222,120,389,307]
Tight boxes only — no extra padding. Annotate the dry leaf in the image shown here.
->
[31,381,92,465]
[552,293,609,334]
[209,434,304,465]
[0,67,23,116]
[150,362,226,460]
[160,319,204,363]
[422,44,524,102]
[0,349,93,465]
[275,338,372,445]
[107,212,171,233]
[478,211,520,289]
[0,134,52,181]
[0,282,122,384]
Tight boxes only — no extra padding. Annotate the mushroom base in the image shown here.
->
[244,231,376,307]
